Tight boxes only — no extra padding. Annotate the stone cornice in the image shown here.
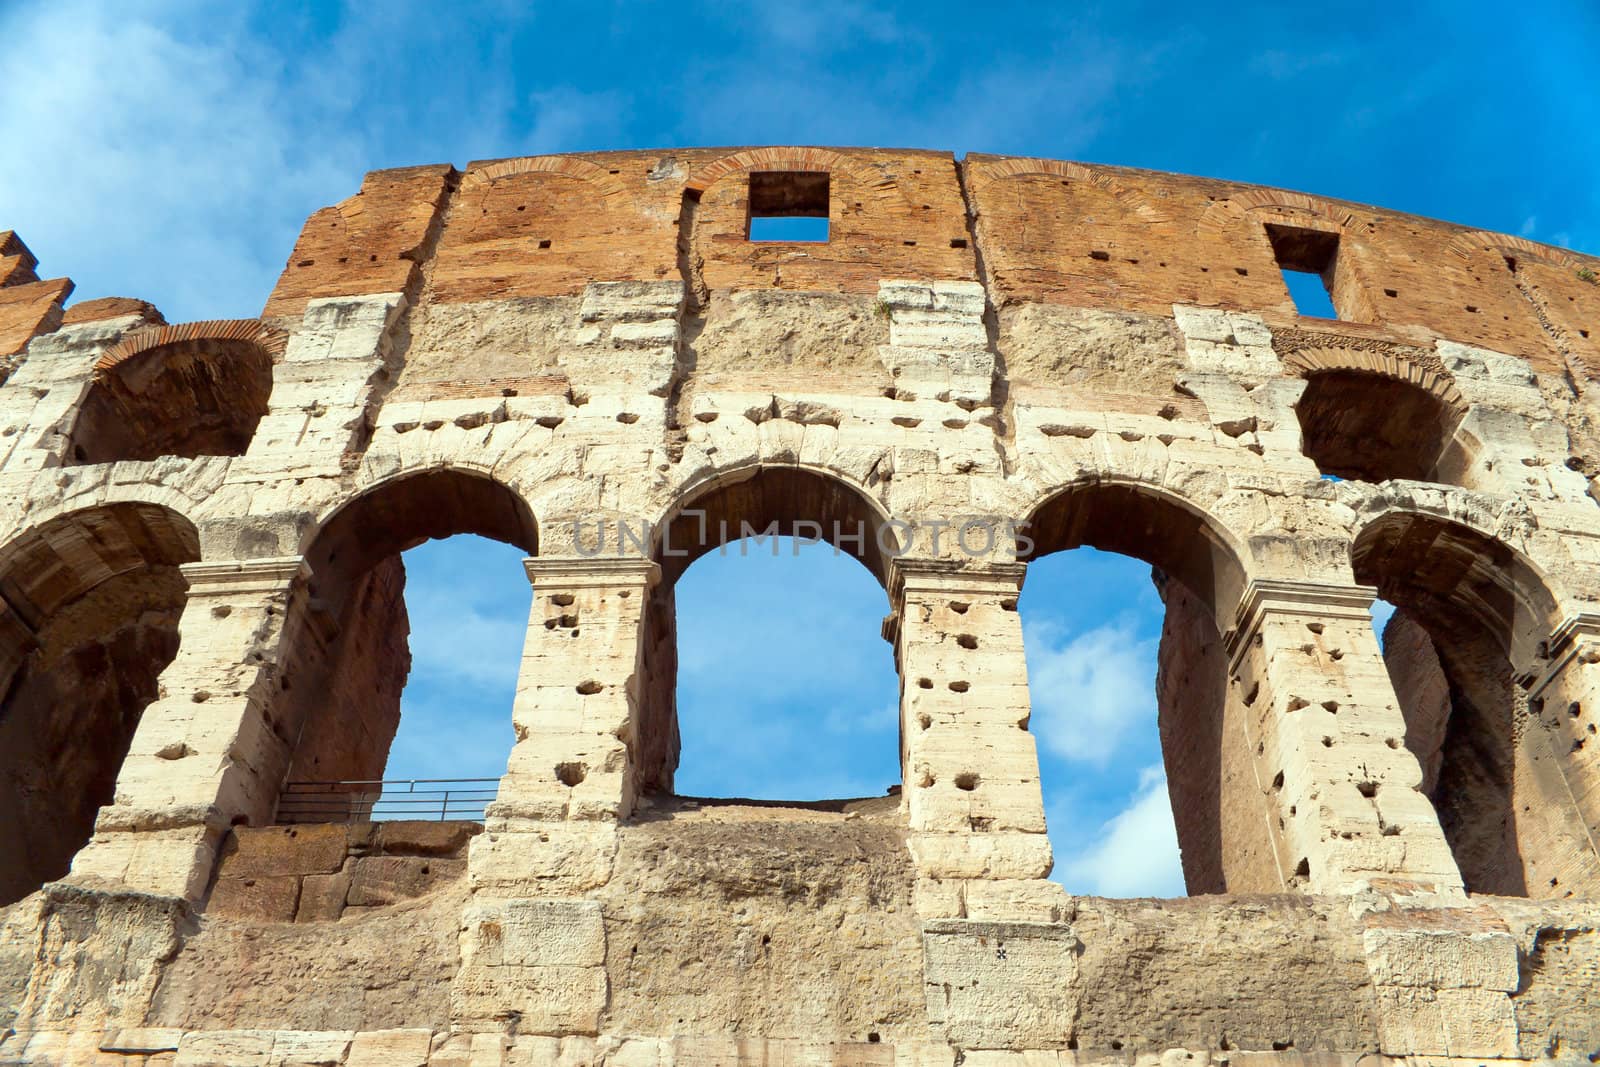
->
[889,556,1026,600]
[523,555,661,589]
[179,556,308,595]
[1525,611,1600,699]
[1225,578,1379,672]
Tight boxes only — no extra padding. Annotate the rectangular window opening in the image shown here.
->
[1265,223,1342,320]
[748,171,830,243]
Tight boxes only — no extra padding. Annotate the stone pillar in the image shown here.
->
[888,558,1060,920]
[0,316,129,471]
[1226,579,1465,896]
[455,557,654,1036]
[243,293,406,461]
[68,557,306,900]
[1521,613,1600,896]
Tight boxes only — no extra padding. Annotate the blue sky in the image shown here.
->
[4,0,1595,896]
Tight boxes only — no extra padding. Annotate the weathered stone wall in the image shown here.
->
[1,147,1599,1063]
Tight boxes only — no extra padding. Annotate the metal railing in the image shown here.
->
[275,777,500,824]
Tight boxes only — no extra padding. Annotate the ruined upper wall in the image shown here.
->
[248,148,1598,377]
[0,232,72,360]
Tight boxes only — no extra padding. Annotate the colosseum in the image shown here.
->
[1,147,1598,1065]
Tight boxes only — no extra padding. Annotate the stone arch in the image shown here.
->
[0,501,200,904]
[1285,346,1467,482]
[263,465,540,819]
[1196,189,1362,240]
[635,463,901,795]
[1021,477,1251,626]
[1352,509,1594,896]
[685,148,908,210]
[1353,507,1559,670]
[1020,478,1266,894]
[68,320,284,464]
[302,462,540,608]
[433,157,653,301]
[1446,231,1588,273]
[649,462,899,589]
[459,155,630,201]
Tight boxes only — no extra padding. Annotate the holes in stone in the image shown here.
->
[538,239,552,249]
[1089,249,1110,261]
[917,677,933,690]
[954,772,979,791]
[1265,223,1342,319]
[867,1033,881,1044]
[918,713,932,731]
[1271,771,1285,791]
[903,240,917,247]
[576,680,603,695]
[956,634,978,650]
[1234,267,1248,276]
[617,412,639,424]
[1321,700,1340,713]
[1306,622,1324,634]
[192,690,211,703]
[1384,288,1398,297]
[212,605,232,618]
[948,680,970,693]
[555,762,587,787]
[1286,696,1309,712]
[1465,305,1478,313]
[949,600,970,614]
[552,594,575,606]
[1356,781,1379,798]
[950,239,968,249]
[747,171,830,242]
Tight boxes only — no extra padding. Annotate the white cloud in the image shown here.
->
[822,702,898,736]
[0,0,359,319]
[1055,765,1185,898]
[1024,619,1157,765]
[523,87,635,155]
[0,1,607,321]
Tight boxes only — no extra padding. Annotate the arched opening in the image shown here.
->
[1293,366,1462,483]
[68,326,277,464]
[1354,512,1599,897]
[637,466,901,804]
[267,468,537,824]
[1021,482,1268,896]
[0,502,199,904]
